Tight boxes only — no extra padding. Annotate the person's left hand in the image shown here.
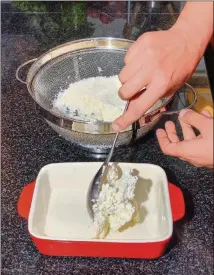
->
[156,109,213,168]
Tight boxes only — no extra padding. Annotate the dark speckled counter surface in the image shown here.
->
[1,2,213,275]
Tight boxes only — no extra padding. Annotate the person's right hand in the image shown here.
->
[112,26,202,132]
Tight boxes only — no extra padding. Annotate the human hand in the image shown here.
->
[112,27,202,132]
[156,109,213,168]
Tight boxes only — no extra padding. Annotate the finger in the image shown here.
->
[119,57,144,84]
[158,134,202,159]
[156,129,171,150]
[157,128,188,158]
[156,128,181,157]
[179,109,208,131]
[200,110,212,117]
[124,35,145,64]
[119,67,151,100]
[157,129,205,166]
[179,117,196,140]
[157,135,183,158]
[113,79,166,131]
[165,121,180,143]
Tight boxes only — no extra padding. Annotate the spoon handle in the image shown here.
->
[104,101,130,166]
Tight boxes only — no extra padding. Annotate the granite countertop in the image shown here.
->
[1,2,213,275]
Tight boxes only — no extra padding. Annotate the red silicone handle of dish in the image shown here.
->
[168,182,185,222]
[17,181,36,220]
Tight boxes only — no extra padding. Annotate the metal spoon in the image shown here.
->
[86,101,130,219]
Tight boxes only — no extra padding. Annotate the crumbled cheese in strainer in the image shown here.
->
[53,75,125,122]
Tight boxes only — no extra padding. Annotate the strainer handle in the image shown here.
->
[162,83,197,115]
[16,58,37,84]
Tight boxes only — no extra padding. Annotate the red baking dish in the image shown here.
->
[17,163,185,259]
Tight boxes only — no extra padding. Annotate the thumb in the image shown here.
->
[157,128,199,159]
[179,109,208,131]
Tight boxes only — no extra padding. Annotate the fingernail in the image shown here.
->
[112,123,121,132]
[179,109,189,118]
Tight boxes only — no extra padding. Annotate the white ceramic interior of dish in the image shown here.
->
[28,163,173,243]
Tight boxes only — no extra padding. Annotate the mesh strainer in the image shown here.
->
[16,37,197,153]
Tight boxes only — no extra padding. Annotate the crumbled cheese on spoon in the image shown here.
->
[92,164,140,239]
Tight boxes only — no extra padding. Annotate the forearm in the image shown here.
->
[172,2,213,57]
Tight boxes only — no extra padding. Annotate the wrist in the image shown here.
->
[171,2,213,58]
[171,20,203,58]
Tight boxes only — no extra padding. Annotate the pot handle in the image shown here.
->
[168,182,185,222]
[17,181,36,220]
[16,58,37,84]
[162,83,197,115]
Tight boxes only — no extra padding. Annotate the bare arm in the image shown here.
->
[173,2,213,57]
